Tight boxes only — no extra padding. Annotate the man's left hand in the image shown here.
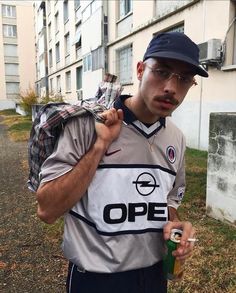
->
[163,221,196,261]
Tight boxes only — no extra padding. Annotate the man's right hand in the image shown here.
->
[37,108,124,224]
[95,108,124,149]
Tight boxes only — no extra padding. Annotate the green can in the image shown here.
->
[163,229,184,280]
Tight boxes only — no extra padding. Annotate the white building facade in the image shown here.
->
[0,1,36,110]
[34,0,108,103]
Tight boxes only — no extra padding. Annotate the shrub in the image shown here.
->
[19,87,38,115]
[19,88,65,115]
[39,93,64,104]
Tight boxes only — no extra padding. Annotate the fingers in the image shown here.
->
[173,241,193,260]
[99,108,123,126]
[117,108,124,121]
[180,222,196,246]
[163,221,196,261]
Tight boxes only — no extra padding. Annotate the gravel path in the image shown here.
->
[0,116,67,293]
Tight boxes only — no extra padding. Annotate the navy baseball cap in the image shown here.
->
[143,32,208,77]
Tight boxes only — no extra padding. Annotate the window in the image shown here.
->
[76,66,82,90]
[64,0,69,23]
[117,44,132,84]
[83,54,92,72]
[155,0,193,18]
[220,2,236,66]
[55,12,59,32]
[49,78,54,93]
[165,24,184,33]
[38,35,45,56]
[233,4,236,64]
[3,24,17,37]
[74,24,81,44]
[65,33,70,56]
[49,49,53,67]
[65,71,71,92]
[4,44,17,57]
[6,82,19,94]
[234,24,236,64]
[56,75,61,93]
[92,47,104,71]
[119,0,132,19]
[5,63,18,76]
[2,5,16,18]
[82,0,101,22]
[55,42,60,62]
[74,0,80,10]
[74,24,81,59]
[48,23,52,41]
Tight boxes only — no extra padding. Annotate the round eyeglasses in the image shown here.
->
[145,64,197,88]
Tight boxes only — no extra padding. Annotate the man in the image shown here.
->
[36,32,208,293]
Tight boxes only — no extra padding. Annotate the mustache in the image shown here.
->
[154,95,179,106]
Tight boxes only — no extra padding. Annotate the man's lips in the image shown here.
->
[158,100,176,110]
[153,96,179,110]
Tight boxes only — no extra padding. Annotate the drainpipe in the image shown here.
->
[198,0,206,149]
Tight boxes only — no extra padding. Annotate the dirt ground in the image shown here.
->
[0,116,67,293]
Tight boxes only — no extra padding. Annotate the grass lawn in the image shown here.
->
[168,148,236,293]
[0,109,32,141]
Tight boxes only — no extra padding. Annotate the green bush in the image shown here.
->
[19,88,64,115]
[39,93,64,104]
[19,87,38,115]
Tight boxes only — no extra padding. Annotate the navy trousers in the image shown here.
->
[66,261,167,293]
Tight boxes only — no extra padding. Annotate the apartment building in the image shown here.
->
[107,0,236,150]
[33,0,236,150]
[0,1,35,110]
[34,0,108,102]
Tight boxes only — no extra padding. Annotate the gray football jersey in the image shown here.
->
[40,96,186,273]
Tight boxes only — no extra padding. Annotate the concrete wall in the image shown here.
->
[206,112,236,225]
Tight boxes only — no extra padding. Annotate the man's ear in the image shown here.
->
[137,61,144,81]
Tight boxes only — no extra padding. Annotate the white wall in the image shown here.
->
[206,112,236,224]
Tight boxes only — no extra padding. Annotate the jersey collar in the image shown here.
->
[114,95,166,128]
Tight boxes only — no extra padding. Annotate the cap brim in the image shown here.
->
[144,52,209,77]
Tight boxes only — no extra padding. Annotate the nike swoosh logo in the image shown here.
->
[105,149,121,156]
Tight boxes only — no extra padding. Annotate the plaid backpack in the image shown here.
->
[27,102,107,192]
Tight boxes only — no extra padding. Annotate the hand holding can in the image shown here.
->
[163,228,198,280]
[163,229,185,280]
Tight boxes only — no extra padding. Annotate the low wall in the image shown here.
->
[15,103,27,116]
[206,112,236,225]
[0,100,15,110]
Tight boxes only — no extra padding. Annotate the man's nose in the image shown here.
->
[163,75,178,94]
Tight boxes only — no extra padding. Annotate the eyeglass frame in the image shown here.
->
[144,64,198,88]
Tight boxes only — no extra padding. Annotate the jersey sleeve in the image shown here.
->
[167,135,186,210]
[39,115,96,184]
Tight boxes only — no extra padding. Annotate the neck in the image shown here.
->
[126,95,161,124]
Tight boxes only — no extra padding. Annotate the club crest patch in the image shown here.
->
[177,186,185,200]
[166,146,176,164]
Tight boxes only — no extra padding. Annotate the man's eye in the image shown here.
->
[180,76,192,83]
[156,70,170,78]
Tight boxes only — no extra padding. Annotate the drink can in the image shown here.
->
[163,228,184,280]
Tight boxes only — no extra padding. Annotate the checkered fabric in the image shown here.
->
[27,102,106,192]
